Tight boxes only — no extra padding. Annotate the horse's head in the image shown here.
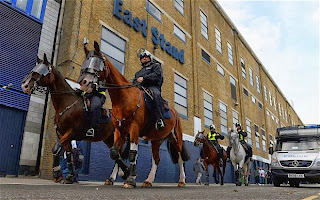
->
[21,54,53,95]
[194,130,206,146]
[229,131,239,146]
[78,41,106,89]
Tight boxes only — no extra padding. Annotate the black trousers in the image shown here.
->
[85,93,106,127]
[149,86,164,121]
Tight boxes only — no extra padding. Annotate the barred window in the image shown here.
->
[101,27,126,74]
[227,42,233,65]
[174,0,184,15]
[200,10,208,39]
[249,68,253,86]
[203,91,213,127]
[246,119,252,146]
[241,58,246,79]
[255,125,260,149]
[220,102,228,135]
[215,27,222,54]
[256,76,260,93]
[264,86,268,102]
[174,73,188,117]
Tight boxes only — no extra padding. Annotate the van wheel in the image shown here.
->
[273,179,281,187]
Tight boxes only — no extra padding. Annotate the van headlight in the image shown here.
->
[314,156,320,166]
[272,157,281,167]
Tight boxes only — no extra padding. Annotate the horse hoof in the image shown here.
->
[104,178,114,185]
[245,183,249,186]
[123,183,135,188]
[178,182,186,187]
[204,183,209,186]
[142,181,152,187]
[53,176,63,183]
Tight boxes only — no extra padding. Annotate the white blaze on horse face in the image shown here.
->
[21,77,34,95]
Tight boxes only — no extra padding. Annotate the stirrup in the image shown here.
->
[155,119,165,130]
[86,128,94,137]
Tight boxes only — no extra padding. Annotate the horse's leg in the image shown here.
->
[213,164,219,184]
[110,129,129,181]
[244,162,249,186]
[177,152,186,187]
[142,140,162,187]
[104,163,118,185]
[52,141,63,183]
[64,142,75,184]
[204,162,209,186]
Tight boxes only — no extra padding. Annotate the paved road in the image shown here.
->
[0,177,319,200]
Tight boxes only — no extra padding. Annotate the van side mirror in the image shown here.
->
[269,146,274,155]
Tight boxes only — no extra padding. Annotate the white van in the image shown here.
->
[269,125,320,187]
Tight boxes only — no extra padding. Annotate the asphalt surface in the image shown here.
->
[0,177,320,200]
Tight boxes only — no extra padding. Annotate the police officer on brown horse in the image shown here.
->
[207,124,225,163]
[134,50,165,130]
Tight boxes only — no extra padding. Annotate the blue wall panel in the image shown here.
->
[0,105,26,175]
[0,2,42,111]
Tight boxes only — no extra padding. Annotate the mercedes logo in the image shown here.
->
[292,160,299,167]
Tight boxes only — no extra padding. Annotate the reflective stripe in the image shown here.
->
[99,91,106,96]
[238,130,245,141]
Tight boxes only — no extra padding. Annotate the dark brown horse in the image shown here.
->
[80,42,189,188]
[21,54,128,184]
[194,130,227,185]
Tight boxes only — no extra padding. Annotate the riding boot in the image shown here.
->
[227,146,231,162]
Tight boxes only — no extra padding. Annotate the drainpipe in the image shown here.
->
[53,0,66,68]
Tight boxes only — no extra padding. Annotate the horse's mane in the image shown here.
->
[104,56,131,85]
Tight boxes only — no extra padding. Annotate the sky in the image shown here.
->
[217,0,320,124]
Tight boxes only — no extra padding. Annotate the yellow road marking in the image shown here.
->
[302,193,320,200]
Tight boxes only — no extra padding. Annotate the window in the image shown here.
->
[251,96,256,104]
[258,102,262,110]
[276,119,279,124]
[266,110,270,116]
[256,76,260,93]
[174,25,186,43]
[101,27,126,74]
[8,0,46,22]
[146,0,162,22]
[174,73,188,117]
[271,115,275,121]
[269,91,272,106]
[249,68,254,86]
[220,102,228,135]
[227,42,233,65]
[273,97,276,111]
[255,125,260,149]
[264,86,267,102]
[279,103,282,117]
[217,63,224,76]
[200,10,208,39]
[241,58,246,79]
[232,110,238,130]
[202,49,210,63]
[261,128,266,151]
[243,88,248,97]
[230,76,237,101]
[174,0,184,15]
[215,27,222,54]
[203,91,213,127]
[246,119,252,146]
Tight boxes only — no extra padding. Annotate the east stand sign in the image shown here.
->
[113,0,185,64]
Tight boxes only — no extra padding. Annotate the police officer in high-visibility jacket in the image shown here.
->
[208,124,225,163]
[227,123,252,160]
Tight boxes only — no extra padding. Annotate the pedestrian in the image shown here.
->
[193,158,205,185]
[259,167,265,185]
[267,169,272,184]
[254,167,259,184]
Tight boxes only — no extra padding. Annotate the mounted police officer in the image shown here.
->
[227,123,252,161]
[207,124,224,163]
[134,50,165,131]
[78,48,106,137]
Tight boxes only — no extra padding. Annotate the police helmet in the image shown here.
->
[235,123,241,128]
[139,50,153,62]
[209,124,215,130]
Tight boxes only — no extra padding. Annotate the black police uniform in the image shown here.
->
[134,60,165,127]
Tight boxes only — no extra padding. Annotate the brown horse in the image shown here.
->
[21,54,129,184]
[80,42,189,188]
[194,130,227,185]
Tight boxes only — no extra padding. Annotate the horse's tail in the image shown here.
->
[167,109,190,163]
